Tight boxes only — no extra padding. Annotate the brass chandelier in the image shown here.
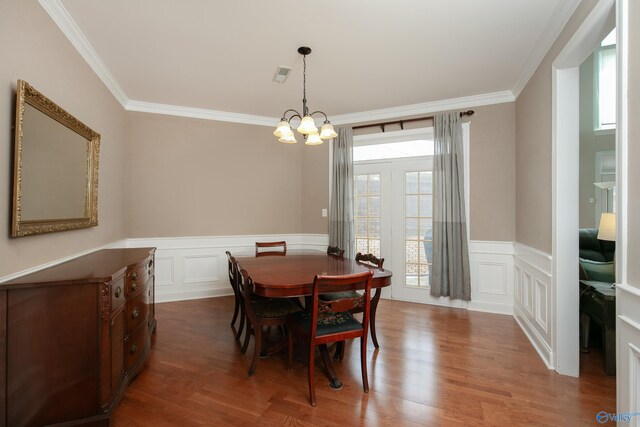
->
[273,47,337,145]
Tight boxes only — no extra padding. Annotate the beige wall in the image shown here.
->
[0,0,128,277]
[125,113,304,237]
[627,0,640,285]
[467,103,516,241]
[300,142,329,234]
[515,0,599,253]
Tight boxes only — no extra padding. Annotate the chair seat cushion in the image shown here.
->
[319,291,361,301]
[252,299,302,318]
[291,310,362,336]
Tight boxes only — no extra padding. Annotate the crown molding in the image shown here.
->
[125,100,278,127]
[39,0,514,127]
[511,0,583,98]
[38,0,129,107]
[330,91,516,126]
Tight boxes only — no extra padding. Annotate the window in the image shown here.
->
[595,29,616,131]
[404,171,432,288]
[354,173,381,257]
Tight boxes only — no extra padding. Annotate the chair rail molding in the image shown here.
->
[513,242,554,369]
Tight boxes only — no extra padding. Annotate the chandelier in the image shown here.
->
[273,47,337,145]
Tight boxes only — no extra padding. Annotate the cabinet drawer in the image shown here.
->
[126,286,149,334]
[111,276,125,312]
[125,324,148,372]
[126,257,154,296]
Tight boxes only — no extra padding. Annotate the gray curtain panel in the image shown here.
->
[329,126,355,258]
[429,112,471,300]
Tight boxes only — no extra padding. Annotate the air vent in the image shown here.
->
[273,66,292,83]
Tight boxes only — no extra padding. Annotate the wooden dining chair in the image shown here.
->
[238,268,303,376]
[287,271,373,406]
[326,246,345,257]
[255,241,287,257]
[320,252,384,357]
[225,251,244,341]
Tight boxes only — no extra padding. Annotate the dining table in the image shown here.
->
[234,250,392,389]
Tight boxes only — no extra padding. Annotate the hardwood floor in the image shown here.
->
[113,297,615,426]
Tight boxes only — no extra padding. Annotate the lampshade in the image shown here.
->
[597,212,616,241]
[273,120,291,138]
[319,122,338,139]
[278,131,297,144]
[297,116,318,135]
[305,131,322,145]
[594,181,616,190]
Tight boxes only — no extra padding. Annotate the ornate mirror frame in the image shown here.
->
[12,80,100,237]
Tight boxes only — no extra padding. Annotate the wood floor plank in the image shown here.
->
[113,297,615,426]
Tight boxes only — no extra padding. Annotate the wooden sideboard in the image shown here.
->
[0,248,156,427]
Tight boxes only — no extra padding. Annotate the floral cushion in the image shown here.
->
[319,291,361,301]
[252,299,302,318]
[291,309,362,336]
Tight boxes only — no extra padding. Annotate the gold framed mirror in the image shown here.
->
[12,80,100,237]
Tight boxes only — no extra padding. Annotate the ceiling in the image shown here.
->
[45,0,581,125]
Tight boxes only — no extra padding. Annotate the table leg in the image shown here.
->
[580,312,590,351]
[319,344,342,390]
[370,288,382,349]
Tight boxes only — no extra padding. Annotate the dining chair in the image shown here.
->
[326,246,345,257]
[287,271,373,406]
[255,241,287,257]
[319,252,384,357]
[225,251,244,341]
[238,267,303,376]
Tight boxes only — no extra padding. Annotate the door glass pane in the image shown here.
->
[353,173,382,257]
[405,170,433,288]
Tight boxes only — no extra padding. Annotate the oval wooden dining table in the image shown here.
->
[234,251,393,389]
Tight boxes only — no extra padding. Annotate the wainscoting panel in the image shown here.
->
[513,243,554,369]
[154,256,174,287]
[125,234,329,302]
[468,241,514,315]
[617,283,640,421]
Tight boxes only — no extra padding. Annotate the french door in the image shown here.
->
[354,158,433,302]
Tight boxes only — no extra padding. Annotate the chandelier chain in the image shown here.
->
[302,54,307,115]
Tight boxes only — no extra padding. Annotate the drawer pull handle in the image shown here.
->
[132,272,138,280]
[132,308,140,319]
[131,282,138,292]
[130,343,138,354]
[115,286,122,298]
[124,335,129,343]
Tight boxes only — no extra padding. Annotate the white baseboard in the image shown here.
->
[513,304,554,369]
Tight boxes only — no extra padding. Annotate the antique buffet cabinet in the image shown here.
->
[0,248,156,426]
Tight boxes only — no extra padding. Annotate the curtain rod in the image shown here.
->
[352,110,475,132]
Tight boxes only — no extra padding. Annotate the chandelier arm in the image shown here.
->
[309,110,330,122]
[281,109,302,121]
